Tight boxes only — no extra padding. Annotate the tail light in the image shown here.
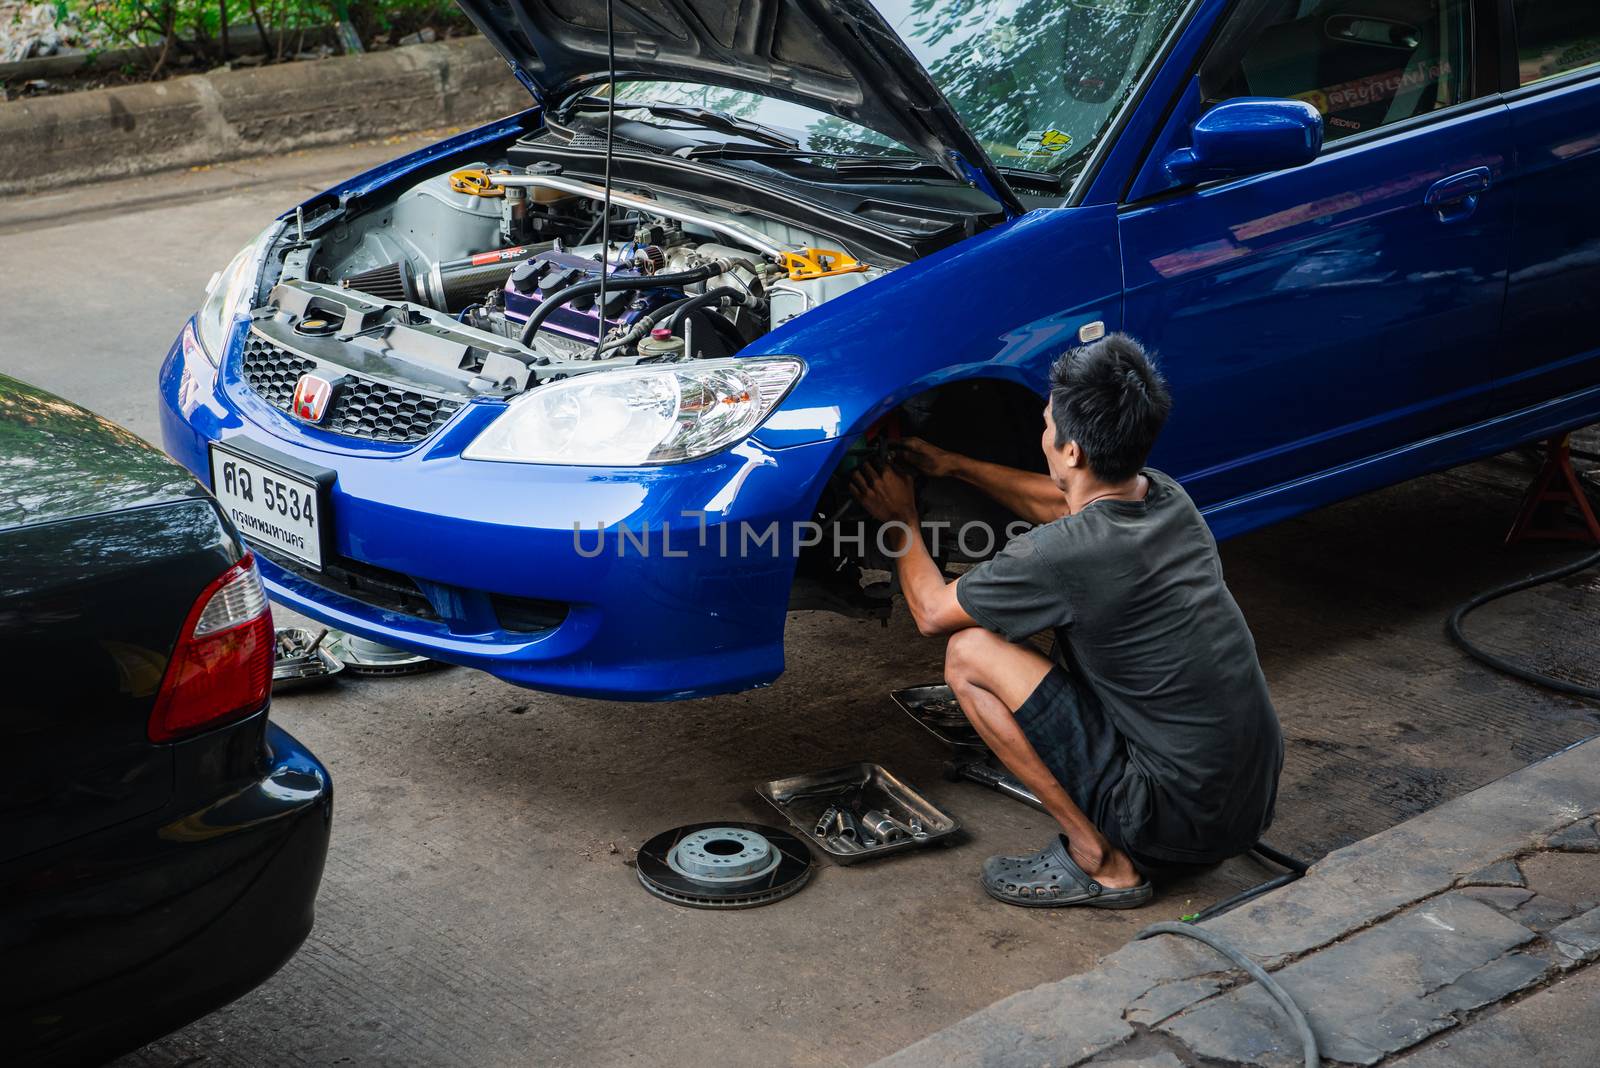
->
[149,553,274,743]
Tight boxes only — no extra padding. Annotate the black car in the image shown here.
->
[0,374,332,1065]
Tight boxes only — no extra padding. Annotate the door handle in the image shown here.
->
[1425,167,1492,222]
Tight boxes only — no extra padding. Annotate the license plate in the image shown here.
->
[209,443,326,569]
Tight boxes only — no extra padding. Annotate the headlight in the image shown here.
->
[463,357,805,466]
[195,225,277,363]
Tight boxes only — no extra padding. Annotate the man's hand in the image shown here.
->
[900,436,1069,526]
[850,461,918,526]
[894,437,960,478]
[851,457,979,638]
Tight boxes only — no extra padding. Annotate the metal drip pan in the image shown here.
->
[272,626,343,692]
[891,684,987,749]
[758,763,961,865]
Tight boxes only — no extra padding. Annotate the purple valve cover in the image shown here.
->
[503,250,681,342]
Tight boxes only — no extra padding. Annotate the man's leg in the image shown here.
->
[944,627,1142,889]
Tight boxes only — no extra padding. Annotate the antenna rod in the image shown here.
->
[594,0,617,360]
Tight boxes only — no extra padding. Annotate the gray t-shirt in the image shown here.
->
[955,469,1283,863]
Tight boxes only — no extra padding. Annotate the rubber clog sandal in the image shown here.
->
[981,835,1153,909]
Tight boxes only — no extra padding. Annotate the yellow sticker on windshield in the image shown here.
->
[1018,129,1073,154]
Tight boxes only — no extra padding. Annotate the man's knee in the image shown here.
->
[944,626,1001,689]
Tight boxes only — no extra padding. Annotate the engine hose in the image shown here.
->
[1138,922,1320,1068]
[1447,547,1600,699]
[594,296,698,357]
[665,286,747,332]
[517,264,719,346]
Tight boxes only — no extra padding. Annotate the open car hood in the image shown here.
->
[455,0,1022,216]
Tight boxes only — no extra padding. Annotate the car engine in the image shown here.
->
[256,160,887,403]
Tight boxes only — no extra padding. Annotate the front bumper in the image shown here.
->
[159,319,846,700]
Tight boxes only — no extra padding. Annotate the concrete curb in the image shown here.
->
[0,38,529,197]
[875,737,1600,1067]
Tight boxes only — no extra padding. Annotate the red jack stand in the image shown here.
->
[1505,434,1600,546]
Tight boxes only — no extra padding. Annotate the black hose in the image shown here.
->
[593,296,697,358]
[1186,842,1313,925]
[665,286,747,332]
[1447,547,1600,700]
[1188,871,1301,924]
[1138,922,1320,1068]
[1251,841,1311,875]
[516,264,719,346]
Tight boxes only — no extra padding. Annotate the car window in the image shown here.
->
[1206,1,1476,143]
[1514,2,1600,86]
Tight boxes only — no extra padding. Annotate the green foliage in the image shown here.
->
[55,0,467,75]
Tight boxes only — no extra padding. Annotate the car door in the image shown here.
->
[1119,0,1511,508]
[1493,1,1600,412]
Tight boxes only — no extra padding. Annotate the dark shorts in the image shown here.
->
[1013,666,1211,882]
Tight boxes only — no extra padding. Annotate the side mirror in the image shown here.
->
[1162,98,1324,185]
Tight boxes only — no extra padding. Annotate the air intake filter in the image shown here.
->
[420,243,554,311]
[340,261,415,303]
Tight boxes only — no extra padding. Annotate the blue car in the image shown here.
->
[159,0,1600,700]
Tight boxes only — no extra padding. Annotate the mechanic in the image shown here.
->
[850,334,1283,909]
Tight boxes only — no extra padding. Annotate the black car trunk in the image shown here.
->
[0,378,241,862]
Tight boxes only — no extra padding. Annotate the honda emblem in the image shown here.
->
[291,373,335,424]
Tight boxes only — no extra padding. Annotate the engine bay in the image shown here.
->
[255,156,888,403]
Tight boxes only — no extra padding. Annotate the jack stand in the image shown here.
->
[1505,433,1600,546]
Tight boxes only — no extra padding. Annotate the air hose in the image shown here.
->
[517,263,721,345]
[1447,547,1600,699]
[1186,842,1312,924]
[1138,921,1320,1068]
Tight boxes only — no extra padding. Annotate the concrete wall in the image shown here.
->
[0,38,530,197]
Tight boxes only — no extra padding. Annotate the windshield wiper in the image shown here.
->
[641,103,800,150]
[567,98,800,152]
[684,144,936,172]
[683,144,1063,193]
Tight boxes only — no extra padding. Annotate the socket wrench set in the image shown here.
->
[757,762,960,864]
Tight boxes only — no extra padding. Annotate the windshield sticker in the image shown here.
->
[1018,129,1073,155]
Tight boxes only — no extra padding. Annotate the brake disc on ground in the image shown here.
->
[322,629,446,676]
[636,822,812,910]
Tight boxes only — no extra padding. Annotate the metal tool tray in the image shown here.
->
[890,684,987,749]
[272,626,343,693]
[757,762,960,865]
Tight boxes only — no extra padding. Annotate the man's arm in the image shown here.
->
[849,463,978,637]
[896,438,1067,525]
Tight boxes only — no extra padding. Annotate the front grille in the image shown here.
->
[241,331,463,444]
[256,545,569,636]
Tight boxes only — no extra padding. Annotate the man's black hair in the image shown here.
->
[1049,334,1172,482]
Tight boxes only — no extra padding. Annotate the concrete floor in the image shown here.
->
[2,142,1598,1067]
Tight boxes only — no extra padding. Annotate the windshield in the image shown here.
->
[609,0,1188,181]
[609,82,908,158]
[877,0,1190,176]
